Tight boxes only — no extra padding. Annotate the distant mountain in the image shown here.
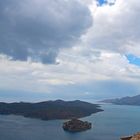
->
[101,95,140,106]
[0,100,103,120]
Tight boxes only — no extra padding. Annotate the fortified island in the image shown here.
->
[63,118,92,132]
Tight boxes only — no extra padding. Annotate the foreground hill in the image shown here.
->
[121,132,140,140]
[101,95,140,106]
[0,100,103,120]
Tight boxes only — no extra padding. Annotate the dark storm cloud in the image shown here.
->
[0,0,92,63]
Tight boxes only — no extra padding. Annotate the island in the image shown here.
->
[63,118,92,132]
[101,94,140,106]
[0,100,103,120]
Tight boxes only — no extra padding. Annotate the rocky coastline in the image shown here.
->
[121,132,140,140]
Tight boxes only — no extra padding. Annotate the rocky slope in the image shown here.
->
[121,132,140,140]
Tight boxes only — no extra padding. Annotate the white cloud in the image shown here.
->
[83,0,140,56]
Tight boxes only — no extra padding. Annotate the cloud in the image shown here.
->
[0,0,92,63]
[0,0,140,101]
[83,0,140,56]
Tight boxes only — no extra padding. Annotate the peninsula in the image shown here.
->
[0,100,103,120]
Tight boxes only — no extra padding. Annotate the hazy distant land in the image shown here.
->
[0,100,103,120]
[101,94,140,106]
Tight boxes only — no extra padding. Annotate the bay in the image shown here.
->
[0,104,140,140]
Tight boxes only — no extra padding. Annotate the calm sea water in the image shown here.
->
[0,104,140,140]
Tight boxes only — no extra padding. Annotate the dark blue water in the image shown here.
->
[0,104,140,140]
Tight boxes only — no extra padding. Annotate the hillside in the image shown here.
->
[0,100,103,120]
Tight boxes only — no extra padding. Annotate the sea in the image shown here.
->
[0,104,140,140]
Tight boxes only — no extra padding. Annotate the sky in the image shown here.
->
[0,0,140,102]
